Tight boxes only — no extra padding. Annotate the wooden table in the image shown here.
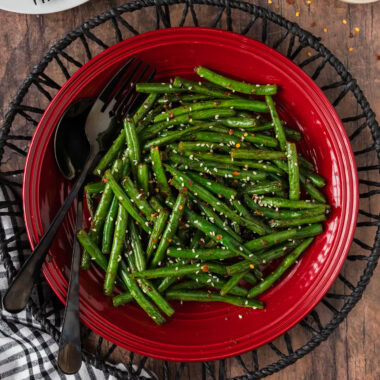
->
[0,1,379,379]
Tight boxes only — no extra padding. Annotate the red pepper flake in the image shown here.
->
[225,91,232,97]
[229,129,233,136]
[286,0,295,4]
[201,265,209,272]
[251,133,256,137]
[233,171,240,176]
[178,205,183,210]
[153,238,158,242]
[169,112,174,118]
[311,22,316,27]
[249,264,255,269]
[155,146,159,151]
[188,180,193,186]
[216,234,223,240]
[103,178,108,183]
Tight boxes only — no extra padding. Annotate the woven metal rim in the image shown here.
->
[0,1,379,379]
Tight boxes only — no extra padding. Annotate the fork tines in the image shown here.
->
[102,59,155,120]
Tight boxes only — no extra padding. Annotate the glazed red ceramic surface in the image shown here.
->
[23,28,358,361]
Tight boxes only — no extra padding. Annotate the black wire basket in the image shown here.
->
[0,1,379,379]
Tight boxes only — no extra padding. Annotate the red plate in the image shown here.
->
[23,28,358,362]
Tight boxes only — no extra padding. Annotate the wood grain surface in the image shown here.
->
[0,0,379,379]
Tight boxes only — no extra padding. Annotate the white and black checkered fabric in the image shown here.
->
[0,187,153,380]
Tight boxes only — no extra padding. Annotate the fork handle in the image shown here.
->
[2,151,100,314]
[57,190,83,375]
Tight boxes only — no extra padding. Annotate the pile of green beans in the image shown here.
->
[80,66,330,325]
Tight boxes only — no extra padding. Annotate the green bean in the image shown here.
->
[266,95,286,151]
[147,209,169,259]
[198,202,243,242]
[303,170,326,188]
[298,155,314,171]
[187,172,237,200]
[231,199,273,234]
[220,271,247,296]
[151,189,187,267]
[78,229,111,272]
[248,238,314,298]
[300,173,327,203]
[150,146,172,196]
[138,277,175,317]
[104,206,128,295]
[131,263,219,279]
[124,118,141,178]
[226,241,299,275]
[286,142,300,200]
[167,247,236,260]
[183,131,248,147]
[188,273,248,297]
[178,141,230,153]
[170,280,204,290]
[85,192,95,219]
[133,93,160,123]
[195,66,277,96]
[112,293,134,307]
[188,152,284,175]
[244,180,284,195]
[166,290,264,309]
[105,170,151,233]
[129,218,146,271]
[170,156,268,183]
[142,109,236,140]
[102,197,119,254]
[137,163,149,195]
[156,277,178,294]
[79,229,164,323]
[121,175,155,220]
[118,260,166,324]
[257,197,329,209]
[85,182,105,195]
[243,194,327,219]
[269,214,326,228]
[82,158,125,269]
[93,131,125,176]
[175,204,262,270]
[245,229,298,251]
[166,165,266,235]
[207,125,279,148]
[284,127,302,141]
[189,229,205,250]
[136,83,188,93]
[231,148,287,161]
[218,117,263,129]
[155,99,268,123]
[149,195,165,213]
[143,124,211,150]
[173,77,244,99]
[294,224,323,239]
